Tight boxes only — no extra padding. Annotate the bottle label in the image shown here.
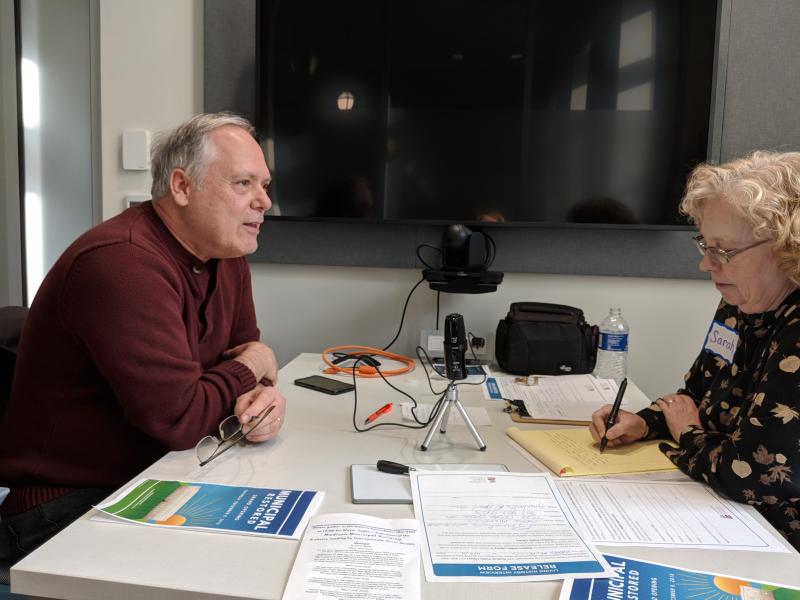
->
[599,332,628,352]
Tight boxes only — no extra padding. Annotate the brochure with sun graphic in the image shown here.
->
[94,479,324,539]
[559,553,800,600]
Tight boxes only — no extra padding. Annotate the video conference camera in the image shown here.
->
[422,225,503,294]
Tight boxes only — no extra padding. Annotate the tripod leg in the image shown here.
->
[439,384,458,434]
[439,400,453,434]
[453,398,487,451]
[420,396,450,451]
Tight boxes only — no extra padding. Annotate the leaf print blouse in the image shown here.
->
[638,289,800,550]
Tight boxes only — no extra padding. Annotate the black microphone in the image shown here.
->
[443,313,467,380]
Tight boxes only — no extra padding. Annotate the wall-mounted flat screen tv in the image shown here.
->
[257,0,718,227]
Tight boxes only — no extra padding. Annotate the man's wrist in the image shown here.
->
[232,356,259,380]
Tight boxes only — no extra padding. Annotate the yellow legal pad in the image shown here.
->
[506,426,678,477]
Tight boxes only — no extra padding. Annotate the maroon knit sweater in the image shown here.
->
[0,202,260,513]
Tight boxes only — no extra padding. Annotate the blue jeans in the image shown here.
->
[0,488,114,563]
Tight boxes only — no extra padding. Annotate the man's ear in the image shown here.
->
[169,168,193,207]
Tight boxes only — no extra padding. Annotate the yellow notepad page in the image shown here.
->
[506,426,678,477]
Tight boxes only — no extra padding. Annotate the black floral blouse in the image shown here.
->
[638,289,800,550]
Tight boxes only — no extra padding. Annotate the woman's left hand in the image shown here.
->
[655,394,701,442]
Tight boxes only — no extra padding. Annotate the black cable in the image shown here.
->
[382,278,424,351]
[475,230,497,269]
[415,346,450,396]
[415,243,442,270]
[435,292,441,330]
[349,354,448,432]
[416,342,488,391]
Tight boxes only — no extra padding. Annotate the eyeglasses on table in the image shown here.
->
[196,404,274,466]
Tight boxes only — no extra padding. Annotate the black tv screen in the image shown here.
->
[257,0,718,227]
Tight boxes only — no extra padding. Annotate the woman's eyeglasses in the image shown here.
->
[692,235,768,264]
[196,404,274,466]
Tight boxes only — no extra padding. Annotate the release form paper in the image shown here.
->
[281,513,420,600]
[556,479,789,552]
[410,471,615,582]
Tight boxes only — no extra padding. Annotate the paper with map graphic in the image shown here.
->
[94,478,323,539]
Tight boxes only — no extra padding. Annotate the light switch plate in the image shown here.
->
[122,129,151,170]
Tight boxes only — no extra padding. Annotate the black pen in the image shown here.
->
[599,378,627,453]
[376,460,416,475]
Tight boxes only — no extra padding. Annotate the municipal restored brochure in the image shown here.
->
[410,470,615,582]
[95,478,323,540]
[559,553,800,600]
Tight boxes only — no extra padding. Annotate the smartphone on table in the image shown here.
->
[294,375,355,395]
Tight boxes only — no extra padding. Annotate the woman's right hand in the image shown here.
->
[589,405,648,449]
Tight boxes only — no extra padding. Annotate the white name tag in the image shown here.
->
[703,320,739,364]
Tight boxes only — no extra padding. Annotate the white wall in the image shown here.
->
[250,263,719,399]
[98,0,721,400]
[99,0,203,216]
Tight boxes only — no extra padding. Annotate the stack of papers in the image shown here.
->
[486,374,650,424]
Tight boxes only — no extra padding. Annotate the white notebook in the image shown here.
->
[350,463,508,504]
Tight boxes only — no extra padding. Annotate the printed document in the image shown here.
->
[94,479,323,540]
[493,374,649,422]
[281,513,420,600]
[557,479,789,552]
[410,471,615,582]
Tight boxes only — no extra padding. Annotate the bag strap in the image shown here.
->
[508,302,585,323]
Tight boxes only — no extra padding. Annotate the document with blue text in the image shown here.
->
[410,471,615,582]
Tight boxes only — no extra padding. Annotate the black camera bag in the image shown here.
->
[495,302,598,375]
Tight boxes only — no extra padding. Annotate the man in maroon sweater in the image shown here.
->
[0,113,285,562]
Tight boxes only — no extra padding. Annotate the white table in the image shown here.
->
[12,353,800,599]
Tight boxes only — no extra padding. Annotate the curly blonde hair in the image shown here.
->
[680,151,800,284]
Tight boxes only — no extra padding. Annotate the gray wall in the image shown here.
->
[718,1,800,157]
[0,0,22,306]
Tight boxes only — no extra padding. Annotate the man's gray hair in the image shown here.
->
[150,112,256,199]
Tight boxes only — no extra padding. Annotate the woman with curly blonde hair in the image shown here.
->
[591,150,800,550]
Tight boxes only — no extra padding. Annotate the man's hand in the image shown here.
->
[589,405,648,449]
[655,394,701,442]
[234,384,286,443]
[224,341,279,385]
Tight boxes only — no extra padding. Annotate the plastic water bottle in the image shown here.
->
[594,308,629,382]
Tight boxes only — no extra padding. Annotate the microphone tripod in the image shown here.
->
[420,313,487,452]
[420,380,486,451]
